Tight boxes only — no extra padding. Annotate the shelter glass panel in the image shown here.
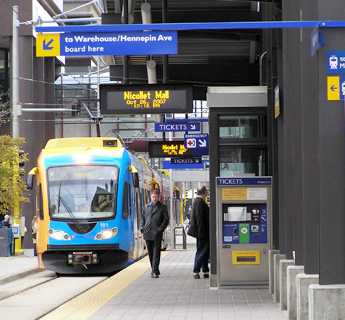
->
[219,115,267,139]
[219,146,267,177]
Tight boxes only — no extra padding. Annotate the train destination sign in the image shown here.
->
[100,84,193,114]
[36,31,178,57]
[149,141,193,158]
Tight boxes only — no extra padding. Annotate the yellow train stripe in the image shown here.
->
[40,251,170,320]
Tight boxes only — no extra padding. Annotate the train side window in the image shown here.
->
[122,181,129,219]
[39,183,43,220]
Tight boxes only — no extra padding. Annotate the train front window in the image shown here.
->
[47,166,118,220]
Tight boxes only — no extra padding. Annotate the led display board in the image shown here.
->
[149,141,194,158]
[100,84,193,114]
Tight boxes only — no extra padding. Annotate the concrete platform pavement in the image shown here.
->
[0,249,41,285]
[0,245,288,320]
[90,246,288,320]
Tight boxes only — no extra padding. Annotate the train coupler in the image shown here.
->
[68,252,99,266]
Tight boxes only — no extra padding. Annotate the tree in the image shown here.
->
[0,135,29,215]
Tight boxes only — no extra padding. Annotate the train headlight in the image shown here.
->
[94,227,118,240]
[77,152,88,163]
[47,228,71,241]
[102,230,113,239]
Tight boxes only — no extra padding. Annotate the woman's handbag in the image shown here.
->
[187,220,197,238]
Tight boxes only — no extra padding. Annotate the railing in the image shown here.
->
[173,226,186,250]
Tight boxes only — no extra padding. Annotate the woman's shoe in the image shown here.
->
[203,273,209,278]
[193,273,200,279]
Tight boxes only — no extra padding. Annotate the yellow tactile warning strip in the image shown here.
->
[41,251,170,320]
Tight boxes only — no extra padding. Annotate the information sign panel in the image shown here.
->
[36,31,178,57]
[149,141,193,158]
[216,177,272,186]
[184,133,209,149]
[163,159,204,169]
[327,76,345,100]
[171,158,202,164]
[327,51,345,74]
[311,25,324,56]
[155,123,200,132]
[100,84,193,114]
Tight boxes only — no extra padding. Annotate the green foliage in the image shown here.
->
[0,135,29,215]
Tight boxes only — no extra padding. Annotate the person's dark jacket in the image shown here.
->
[140,201,169,241]
[1,220,10,228]
[187,197,209,238]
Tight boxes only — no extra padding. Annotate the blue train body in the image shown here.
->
[27,137,171,274]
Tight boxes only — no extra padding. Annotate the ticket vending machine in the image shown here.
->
[216,176,272,286]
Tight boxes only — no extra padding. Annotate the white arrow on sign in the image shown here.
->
[199,139,207,147]
[191,124,196,130]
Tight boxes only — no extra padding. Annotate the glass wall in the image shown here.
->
[219,146,267,177]
[219,115,267,139]
[218,113,267,177]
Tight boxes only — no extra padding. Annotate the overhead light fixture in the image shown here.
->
[141,2,152,24]
[147,59,156,84]
[121,0,136,24]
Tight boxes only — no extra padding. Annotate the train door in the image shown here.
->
[132,186,142,260]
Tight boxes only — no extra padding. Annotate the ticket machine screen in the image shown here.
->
[222,204,267,244]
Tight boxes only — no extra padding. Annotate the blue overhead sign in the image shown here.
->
[163,159,206,169]
[311,25,324,56]
[184,133,209,149]
[327,51,345,74]
[37,31,178,57]
[171,158,202,165]
[216,177,272,186]
[155,123,200,132]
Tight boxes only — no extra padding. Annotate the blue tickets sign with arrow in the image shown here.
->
[155,122,200,132]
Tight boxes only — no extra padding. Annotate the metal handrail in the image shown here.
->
[173,226,186,250]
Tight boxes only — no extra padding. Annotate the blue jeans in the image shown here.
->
[193,237,210,273]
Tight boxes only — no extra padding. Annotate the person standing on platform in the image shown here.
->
[183,215,190,232]
[141,189,169,278]
[187,185,210,279]
[1,214,10,228]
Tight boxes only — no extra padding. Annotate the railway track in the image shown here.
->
[0,270,107,320]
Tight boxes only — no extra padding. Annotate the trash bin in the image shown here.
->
[0,228,11,256]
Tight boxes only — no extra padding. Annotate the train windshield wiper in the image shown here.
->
[57,195,85,233]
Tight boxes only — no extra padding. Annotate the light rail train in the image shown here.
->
[27,137,174,274]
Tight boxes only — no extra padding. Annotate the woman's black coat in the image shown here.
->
[140,201,169,241]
